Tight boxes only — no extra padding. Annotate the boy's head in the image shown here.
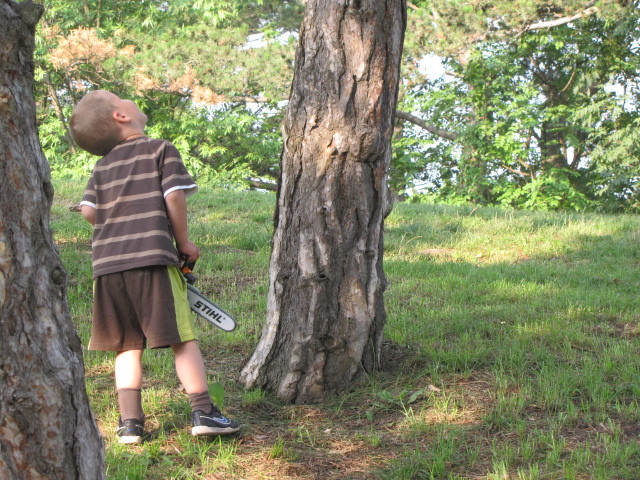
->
[70,90,148,156]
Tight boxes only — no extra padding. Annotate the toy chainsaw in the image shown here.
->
[180,259,236,332]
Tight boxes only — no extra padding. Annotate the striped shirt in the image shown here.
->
[80,136,197,278]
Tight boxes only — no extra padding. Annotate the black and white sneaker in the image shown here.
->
[191,405,240,436]
[116,418,144,444]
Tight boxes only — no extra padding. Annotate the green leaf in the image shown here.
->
[407,389,424,404]
[208,381,225,411]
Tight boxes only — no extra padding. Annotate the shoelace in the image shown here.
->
[208,406,223,418]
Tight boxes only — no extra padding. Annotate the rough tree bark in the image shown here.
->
[241,0,406,403]
[0,1,104,478]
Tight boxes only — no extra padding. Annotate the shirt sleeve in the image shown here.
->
[80,175,97,209]
[159,141,198,198]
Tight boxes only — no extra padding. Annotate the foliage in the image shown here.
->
[35,0,301,187]
[402,0,629,62]
[495,168,595,211]
[35,0,640,211]
[398,0,640,211]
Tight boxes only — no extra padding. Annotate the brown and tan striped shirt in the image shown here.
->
[80,136,197,278]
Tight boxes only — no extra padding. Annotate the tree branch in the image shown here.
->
[395,110,458,141]
[531,128,541,141]
[560,67,578,93]
[517,6,599,36]
[247,178,277,191]
[529,54,557,92]
[43,73,77,154]
[503,165,532,178]
[229,95,273,103]
[454,4,600,64]
[445,70,464,79]
[570,145,583,169]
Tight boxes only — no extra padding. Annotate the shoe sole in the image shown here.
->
[192,425,240,436]
[118,435,143,444]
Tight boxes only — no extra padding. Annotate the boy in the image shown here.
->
[71,90,239,444]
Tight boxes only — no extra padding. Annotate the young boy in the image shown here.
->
[71,90,239,444]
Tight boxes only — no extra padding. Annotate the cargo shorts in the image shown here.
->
[89,265,197,351]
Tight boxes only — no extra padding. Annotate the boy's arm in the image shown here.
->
[165,189,200,262]
[81,205,96,226]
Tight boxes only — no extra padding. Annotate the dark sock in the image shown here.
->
[117,388,144,422]
[189,391,213,414]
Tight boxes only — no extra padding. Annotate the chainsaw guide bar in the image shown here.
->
[186,283,236,332]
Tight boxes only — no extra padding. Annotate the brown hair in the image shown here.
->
[70,91,123,156]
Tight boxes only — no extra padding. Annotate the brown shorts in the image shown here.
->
[89,265,197,351]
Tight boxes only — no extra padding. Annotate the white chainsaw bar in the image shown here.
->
[186,283,236,332]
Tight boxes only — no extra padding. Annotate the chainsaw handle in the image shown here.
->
[179,254,197,285]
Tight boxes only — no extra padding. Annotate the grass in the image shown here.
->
[51,179,640,479]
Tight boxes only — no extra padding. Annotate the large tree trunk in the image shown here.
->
[0,1,104,478]
[241,0,406,403]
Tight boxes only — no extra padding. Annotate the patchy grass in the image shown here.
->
[52,179,640,479]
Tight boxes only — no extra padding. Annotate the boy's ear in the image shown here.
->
[113,110,130,124]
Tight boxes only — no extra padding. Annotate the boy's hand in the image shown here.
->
[178,240,200,262]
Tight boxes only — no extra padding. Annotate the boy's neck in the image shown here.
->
[124,133,145,141]
[119,126,146,143]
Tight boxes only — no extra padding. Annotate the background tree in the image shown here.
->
[34,0,640,212]
[397,0,640,211]
[240,0,407,403]
[35,0,303,186]
[0,0,104,478]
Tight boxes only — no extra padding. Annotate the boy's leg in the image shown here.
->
[114,349,145,443]
[115,349,144,390]
[172,340,240,435]
[172,340,208,394]
[115,349,144,419]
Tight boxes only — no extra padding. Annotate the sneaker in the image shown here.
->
[191,405,240,436]
[116,418,144,444]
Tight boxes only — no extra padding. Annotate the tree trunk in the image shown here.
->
[0,1,105,478]
[540,120,568,169]
[240,0,406,403]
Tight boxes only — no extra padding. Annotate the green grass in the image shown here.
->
[51,179,640,479]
